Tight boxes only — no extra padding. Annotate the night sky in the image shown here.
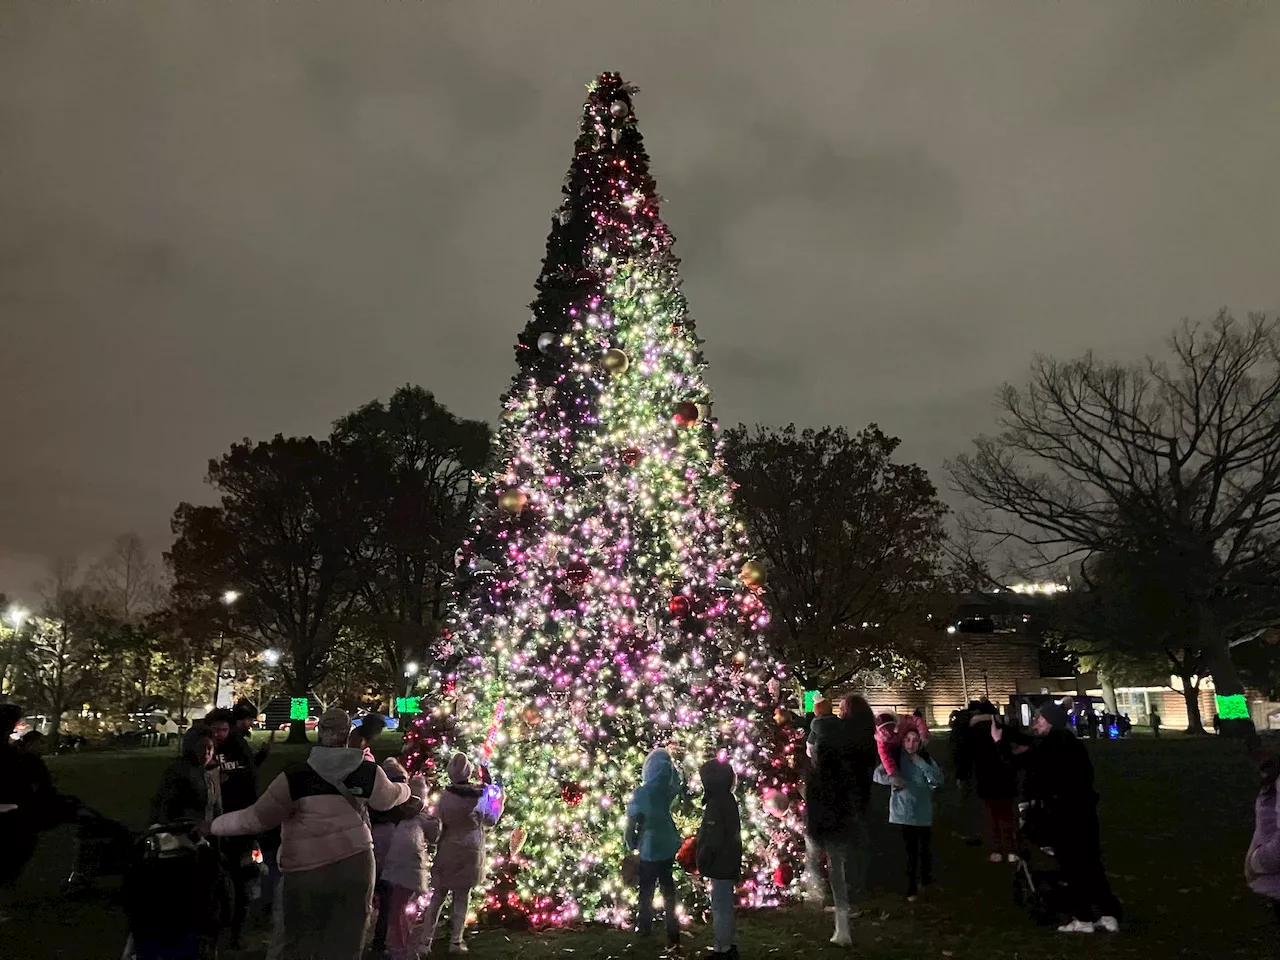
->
[2,3,1278,596]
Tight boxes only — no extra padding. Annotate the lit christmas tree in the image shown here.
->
[406,73,805,929]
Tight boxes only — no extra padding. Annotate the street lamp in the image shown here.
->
[948,624,970,705]
[263,649,281,666]
[2,606,30,695]
[6,606,28,629]
[212,590,241,707]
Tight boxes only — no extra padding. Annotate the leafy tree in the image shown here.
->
[949,312,1280,739]
[168,436,365,741]
[723,423,951,691]
[331,386,490,701]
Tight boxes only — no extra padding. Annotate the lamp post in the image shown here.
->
[948,624,969,705]
[211,590,240,708]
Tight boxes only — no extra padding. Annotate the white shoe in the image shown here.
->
[1097,915,1119,933]
[1006,853,1019,863]
[830,908,852,947]
[449,943,469,954]
[1057,920,1095,934]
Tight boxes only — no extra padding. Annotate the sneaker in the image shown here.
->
[988,852,1004,863]
[449,942,469,954]
[1057,920,1095,934]
[1006,853,1020,863]
[1097,915,1120,933]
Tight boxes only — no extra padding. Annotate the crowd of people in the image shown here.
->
[2,693,1279,957]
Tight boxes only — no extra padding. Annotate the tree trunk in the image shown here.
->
[1099,675,1119,715]
[1181,681,1205,735]
[1197,603,1257,741]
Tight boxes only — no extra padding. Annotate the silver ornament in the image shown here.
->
[537,332,555,354]
[609,100,628,119]
[611,127,621,145]
[542,386,556,403]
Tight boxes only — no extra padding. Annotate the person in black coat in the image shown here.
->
[152,726,221,825]
[696,759,742,958]
[995,703,1122,933]
[805,729,862,947]
[966,702,1017,861]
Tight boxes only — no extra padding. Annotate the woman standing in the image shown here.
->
[805,731,860,947]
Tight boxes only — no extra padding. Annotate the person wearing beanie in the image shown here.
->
[381,774,437,960]
[415,753,505,954]
[207,706,412,960]
[696,759,742,958]
[993,700,1122,934]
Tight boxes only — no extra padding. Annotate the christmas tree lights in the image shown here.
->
[405,73,805,929]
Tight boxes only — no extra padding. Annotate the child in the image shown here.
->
[625,748,683,946]
[875,712,930,787]
[1246,747,1280,927]
[382,774,438,960]
[370,757,410,953]
[874,727,943,901]
[415,753,504,955]
[696,759,742,959]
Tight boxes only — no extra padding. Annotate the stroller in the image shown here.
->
[68,805,136,891]
[121,821,234,960]
[1011,801,1070,926]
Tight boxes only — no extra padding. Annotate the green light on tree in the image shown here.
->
[289,697,309,721]
[1215,693,1249,721]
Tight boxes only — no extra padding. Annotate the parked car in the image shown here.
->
[11,715,53,741]
[277,716,319,732]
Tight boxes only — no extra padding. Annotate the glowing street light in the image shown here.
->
[6,606,28,630]
[222,590,241,606]
[405,661,420,677]
[263,649,281,666]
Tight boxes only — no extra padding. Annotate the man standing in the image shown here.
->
[0,704,64,922]
[995,702,1122,934]
[207,705,274,947]
[1150,708,1163,739]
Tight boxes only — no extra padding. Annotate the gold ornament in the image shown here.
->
[601,348,630,375]
[740,560,767,588]
[498,489,528,514]
[510,826,527,856]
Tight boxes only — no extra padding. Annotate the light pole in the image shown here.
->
[399,661,419,717]
[211,590,240,708]
[948,624,969,705]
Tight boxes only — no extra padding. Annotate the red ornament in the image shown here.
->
[669,595,692,618]
[560,782,585,806]
[673,402,700,427]
[565,560,591,586]
[621,447,642,467]
[773,863,793,888]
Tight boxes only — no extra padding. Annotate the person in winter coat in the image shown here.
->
[624,748,684,945]
[805,728,862,947]
[382,775,439,960]
[695,759,741,958]
[371,757,423,954]
[1,704,64,921]
[207,707,411,960]
[416,753,504,955]
[1245,748,1280,925]
[153,726,222,825]
[874,726,944,901]
[995,702,1121,934]
[966,703,1017,862]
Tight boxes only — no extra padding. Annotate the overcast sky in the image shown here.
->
[2,2,1278,597]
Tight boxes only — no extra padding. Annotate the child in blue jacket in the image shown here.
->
[874,727,944,900]
[625,748,684,945]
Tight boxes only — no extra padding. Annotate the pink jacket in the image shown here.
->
[211,746,410,873]
[428,783,503,890]
[1246,775,1280,900]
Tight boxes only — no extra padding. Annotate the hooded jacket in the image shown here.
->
[874,751,944,826]
[428,781,503,890]
[216,729,268,814]
[210,745,409,873]
[805,736,860,841]
[695,760,741,881]
[151,731,221,825]
[625,749,683,862]
[382,779,440,894]
[1246,774,1280,900]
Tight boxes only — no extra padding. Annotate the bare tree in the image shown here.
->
[89,533,165,622]
[949,312,1280,738]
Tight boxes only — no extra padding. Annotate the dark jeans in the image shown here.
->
[901,825,933,896]
[983,797,1016,856]
[637,858,679,942]
[371,878,391,947]
[1052,808,1121,922]
[219,835,254,942]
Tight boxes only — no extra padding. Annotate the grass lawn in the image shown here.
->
[3,733,1276,960]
